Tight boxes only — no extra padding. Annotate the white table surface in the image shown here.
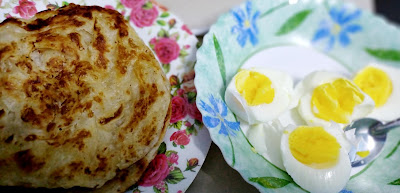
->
[156,0,375,192]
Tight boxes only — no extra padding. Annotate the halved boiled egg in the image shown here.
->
[225,67,295,124]
[353,63,400,121]
[295,71,375,127]
[281,123,351,193]
[246,120,285,170]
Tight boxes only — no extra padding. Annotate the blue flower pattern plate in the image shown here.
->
[195,0,400,192]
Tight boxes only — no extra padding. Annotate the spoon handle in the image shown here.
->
[372,118,400,135]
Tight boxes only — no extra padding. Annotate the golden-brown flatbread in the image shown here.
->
[0,103,171,193]
[0,3,170,190]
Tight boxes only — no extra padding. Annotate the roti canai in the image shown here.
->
[0,3,171,190]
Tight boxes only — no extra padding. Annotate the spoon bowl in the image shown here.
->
[344,117,400,167]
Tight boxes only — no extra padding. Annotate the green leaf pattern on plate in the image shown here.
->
[157,20,166,26]
[166,167,185,184]
[365,48,400,62]
[385,140,400,159]
[160,12,170,18]
[276,9,313,36]
[389,179,400,185]
[213,34,227,88]
[249,177,292,189]
[158,142,167,155]
[260,2,289,18]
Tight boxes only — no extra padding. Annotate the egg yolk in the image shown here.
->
[235,70,275,106]
[356,150,370,158]
[354,66,392,107]
[289,126,340,169]
[311,78,365,124]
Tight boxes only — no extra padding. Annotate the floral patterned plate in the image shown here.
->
[0,0,211,192]
[195,0,400,192]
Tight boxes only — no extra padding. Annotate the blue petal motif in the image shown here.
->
[312,27,331,42]
[251,11,260,33]
[219,122,229,136]
[329,7,343,24]
[248,29,258,45]
[203,116,220,128]
[245,0,252,16]
[199,100,216,116]
[199,95,241,137]
[339,189,353,193]
[225,120,241,132]
[339,31,350,46]
[232,9,245,28]
[236,30,248,47]
[231,1,259,47]
[340,9,361,24]
[313,6,362,50]
[220,101,228,117]
[343,24,362,33]
[209,95,219,111]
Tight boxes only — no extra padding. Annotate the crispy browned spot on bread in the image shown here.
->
[68,33,82,48]
[46,122,56,132]
[24,135,37,141]
[14,149,46,173]
[15,59,33,73]
[5,135,13,143]
[93,21,109,69]
[21,107,42,126]
[99,105,123,125]
[63,130,91,150]
[0,45,12,59]
[95,155,108,173]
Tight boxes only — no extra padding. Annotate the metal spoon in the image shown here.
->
[344,117,400,167]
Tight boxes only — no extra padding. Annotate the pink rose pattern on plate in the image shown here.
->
[12,0,37,19]
[129,3,158,28]
[170,130,191,148]
[121,0,145,9]
[1,1,204,193]
[139,154,170,187]
[154,37,180,64]
[129,142,190,193]
[170,96,188,124]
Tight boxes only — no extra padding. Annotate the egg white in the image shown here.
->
[225,67,295,124]
[280,123,351,193]
[246,120,285,170]
[295,71,375,128]
[358,63,400,121]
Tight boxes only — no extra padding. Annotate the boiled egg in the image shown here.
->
[281,123,351,193]
[225,67,295,124]
[353,63,400,121]
[246,120,285,170]
[295,71,375,128]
